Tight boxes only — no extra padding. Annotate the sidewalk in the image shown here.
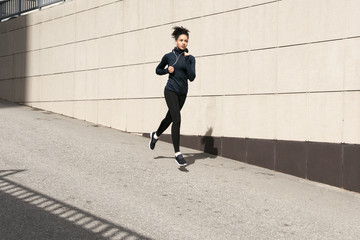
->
[1,99,360,240]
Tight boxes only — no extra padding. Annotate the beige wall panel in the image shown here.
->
[13,53,26,78]
[143,26,174,64]
[26,51,40,77]
[195,15,223,56]
[86,40,99,70]
[307,0,346,42]
[98,35,123,68]
[222,9,250,53]
[248,49,277,94]
[201,0,224,16]
[143,63,163,98]
[37,75,56,102]
[142,0,173,28]
[84,70,99,100]
[40,14,76,49]
[277,44,308,93]
[60,0,76,16]
[123,0,143,32]
[50,101,74,118]
[97,1,124,37]
[308,41,344,92]
[198,55,223,96]
[246,95,276,140]
[73,72,87,100]
[0,21,9,34]
[87,0,104,10]
[75,0,89,13]
[202,97,223,137]
[0,18,17,33]
[181,96,207,136]
[12,78,26,102]
[277,0,309,46]
[29,101,45,110]
[85,101,99,124]
[222,52,249,95]
[5,14,27,31]
[98,100,113,128]
[75,0,114,13]
[41,1,69,21]
[343,92,360,144]
[74,41,87,71]
[39,44,75,75]
[221,96,248,138]
[222,0,239,12]
[98,68,126,99]
[344,39,360,91]
[346,0,360,37]
[27,24,41,51]
[0,55,13,80]
[25,76,40,102]
[112,100,127,131]
[172,0,202,22]
[307,92,343,143]
[123,65,144,98]
[26,8,42,26]
[182,19,202,60]
[182,96,223,137]
[0,32,14,56]
[73,101,86,121]
[276,94,307,141]
[12,28,27,54]
[76,9,98,42]
[73,71,99,100]
[38,73,73,102]
[249,2,277,50]
[126,99,143,133]
[142,98,164,133]
[123,31,144,65]
[35,101,53,113]
[0,80,12,101]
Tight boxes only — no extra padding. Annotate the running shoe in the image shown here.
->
[149,132,158,150]
[175,154,187,166]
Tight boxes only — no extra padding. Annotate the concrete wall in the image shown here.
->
[0,0,359,145]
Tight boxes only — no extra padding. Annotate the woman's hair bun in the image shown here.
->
[172,26,190,40]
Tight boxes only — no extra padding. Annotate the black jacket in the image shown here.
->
[156,47,196,95]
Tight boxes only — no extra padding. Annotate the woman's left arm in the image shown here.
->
[185,55,196,81]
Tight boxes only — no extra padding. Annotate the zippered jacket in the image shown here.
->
[156,47,196,95]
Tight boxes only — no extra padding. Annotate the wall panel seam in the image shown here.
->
[18,89,360,103]
[1,35,360,62]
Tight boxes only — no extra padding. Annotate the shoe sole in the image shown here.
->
[175,159,187,167]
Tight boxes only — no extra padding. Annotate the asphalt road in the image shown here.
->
[1,99,360,240]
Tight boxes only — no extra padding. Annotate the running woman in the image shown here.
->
[149,26,196,166]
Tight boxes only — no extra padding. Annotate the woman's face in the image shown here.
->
[176,34,188,50]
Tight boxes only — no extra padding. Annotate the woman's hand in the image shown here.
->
[184,52,190,57]
[168,66,174,73]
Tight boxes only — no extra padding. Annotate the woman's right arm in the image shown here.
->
[155,55,169,75]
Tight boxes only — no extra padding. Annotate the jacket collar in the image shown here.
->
[173,47,188,54]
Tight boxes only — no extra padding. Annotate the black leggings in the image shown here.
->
[156,89,187,153]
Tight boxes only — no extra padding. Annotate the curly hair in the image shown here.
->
[171,26,190,40]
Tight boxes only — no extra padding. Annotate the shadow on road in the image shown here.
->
[0,170,152,240]
[154,152,217,172]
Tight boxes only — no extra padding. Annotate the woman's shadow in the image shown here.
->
[154,128,218,172]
